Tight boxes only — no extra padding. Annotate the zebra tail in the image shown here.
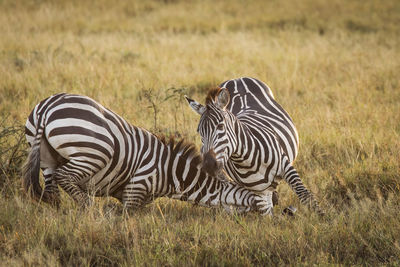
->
[22,128,44,201]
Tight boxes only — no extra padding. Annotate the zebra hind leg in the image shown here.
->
[42,168,61,207]
[282,157,324,215]
[52,163,92,207]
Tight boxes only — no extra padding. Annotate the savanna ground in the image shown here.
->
[1,0,400,265]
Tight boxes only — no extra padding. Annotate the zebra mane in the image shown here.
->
[157,135,202,167]
[205,87,223,105]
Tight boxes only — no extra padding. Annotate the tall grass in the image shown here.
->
[1,0,400,265]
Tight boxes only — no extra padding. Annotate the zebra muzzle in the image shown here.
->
[202,149,221,176]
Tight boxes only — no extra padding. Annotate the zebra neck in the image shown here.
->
[231,118,252,160]
[164,152,221,207]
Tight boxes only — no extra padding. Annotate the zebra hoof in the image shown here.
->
[282,205,297,216]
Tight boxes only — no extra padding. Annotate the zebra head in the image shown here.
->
[185,87,236,176]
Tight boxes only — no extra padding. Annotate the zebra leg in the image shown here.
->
[42,168,61,207]
[254,190,274,216]
[52,162,92,207]
[282,157,324,215]
[121,183,150,212]
[222,205,253,215]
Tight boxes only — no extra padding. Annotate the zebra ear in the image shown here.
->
[185,95,205,115]
[216,88,230,109]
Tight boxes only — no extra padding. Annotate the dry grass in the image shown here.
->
[1,0,400,265]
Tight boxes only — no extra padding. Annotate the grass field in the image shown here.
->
[1,0,400,265]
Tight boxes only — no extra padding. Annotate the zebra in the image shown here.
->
[23,93,263,214]
[185,77,323,215]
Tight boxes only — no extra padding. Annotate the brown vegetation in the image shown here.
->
[1,0,399,265]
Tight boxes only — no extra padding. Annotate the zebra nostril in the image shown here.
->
[213,160,218,169]
[202,149,219,175]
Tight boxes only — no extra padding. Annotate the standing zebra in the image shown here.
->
[23,93,262,213]
[185,77,322,215]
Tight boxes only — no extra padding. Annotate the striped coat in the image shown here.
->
[23,93,261,213]
[186,77,322,215]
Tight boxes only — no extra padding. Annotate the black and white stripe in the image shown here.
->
[185,77,322,215]
[23,93,262,213]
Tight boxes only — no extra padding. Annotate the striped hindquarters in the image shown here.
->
[24,93,137,197]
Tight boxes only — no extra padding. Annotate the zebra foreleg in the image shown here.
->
[254,190,274,216]
[221,204,252,215]
[121,184,150,213]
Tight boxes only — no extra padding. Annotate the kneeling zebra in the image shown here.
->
[185,77,323,215]
[23,93,263,213]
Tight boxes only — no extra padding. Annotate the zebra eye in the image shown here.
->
[216,124,224,130]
